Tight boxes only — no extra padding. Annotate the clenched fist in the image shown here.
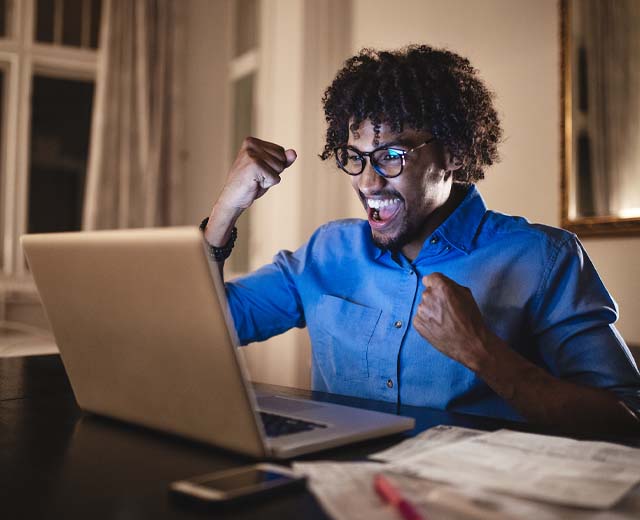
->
[412,272,497,372]
[204,137,296,252]
[218,137,297,212]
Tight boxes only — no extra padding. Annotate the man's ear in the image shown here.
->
[444,149,463,172]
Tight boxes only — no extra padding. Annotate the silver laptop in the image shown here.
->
[21,227,414,458]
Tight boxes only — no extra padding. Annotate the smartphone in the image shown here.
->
[169,464,307,504]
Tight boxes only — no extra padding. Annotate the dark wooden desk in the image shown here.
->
[0,355,637,519]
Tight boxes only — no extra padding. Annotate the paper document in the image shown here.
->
[390,429,640,509]
[294,461,513,520]
[295,427,640,520]
[293,462,389,520]
[295,459,640,520]
[369,424,484,462]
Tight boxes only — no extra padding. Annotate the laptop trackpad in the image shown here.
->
[256,395,324,413]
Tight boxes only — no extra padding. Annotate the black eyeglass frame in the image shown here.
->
[334,138,435,178]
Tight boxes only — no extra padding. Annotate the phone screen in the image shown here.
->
[199,468,293,492]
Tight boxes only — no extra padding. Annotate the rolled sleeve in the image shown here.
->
[531,235,640,410]
[226,250,305,345]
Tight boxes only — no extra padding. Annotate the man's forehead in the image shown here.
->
[347,119,428,147]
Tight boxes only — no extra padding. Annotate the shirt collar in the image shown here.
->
[434,184,487,255]
[371,184,488,261]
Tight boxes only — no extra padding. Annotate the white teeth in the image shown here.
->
[367,198,400,209]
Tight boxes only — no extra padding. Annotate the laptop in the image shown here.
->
[21,227,414,458]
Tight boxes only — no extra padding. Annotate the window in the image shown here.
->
[0,0,101,275]
[228,0,258,274]
[35,0,100,48]
[28,75,94,233]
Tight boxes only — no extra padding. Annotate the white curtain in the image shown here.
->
[83,0,185,230]
[579,0,640,217]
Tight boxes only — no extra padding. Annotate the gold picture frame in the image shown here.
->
[559,0,640,237]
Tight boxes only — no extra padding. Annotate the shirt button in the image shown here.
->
[386,379,394,388]
[394,320,402,328]
[430,236,439,245]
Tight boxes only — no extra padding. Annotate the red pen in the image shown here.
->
[374,473,426,520]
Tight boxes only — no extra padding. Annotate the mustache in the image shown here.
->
[358,190,404,203]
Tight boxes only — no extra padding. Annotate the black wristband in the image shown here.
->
[199,217,238,262]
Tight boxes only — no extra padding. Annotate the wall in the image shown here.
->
[350,0,558,223]
[351,0,640,344]
[182,0,231,227]
[577,238,640,344]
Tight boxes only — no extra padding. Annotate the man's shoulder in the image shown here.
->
[300,218,376,262]
[270,219,374,275]
[481,210,577,254]
[312,218,370,240]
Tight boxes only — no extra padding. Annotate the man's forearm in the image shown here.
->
[413,273,640,434]
[202,138,297,279]
[204,203,243,279]
[204,203,242,248]
[476,335,640,434]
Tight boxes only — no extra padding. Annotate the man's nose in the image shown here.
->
[357,159,386,194]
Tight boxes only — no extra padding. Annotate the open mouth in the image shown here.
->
[366,197,402,229]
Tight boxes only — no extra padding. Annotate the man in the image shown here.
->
[203,45,640,433]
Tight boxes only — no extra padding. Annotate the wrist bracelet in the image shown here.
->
[199,217,238,262]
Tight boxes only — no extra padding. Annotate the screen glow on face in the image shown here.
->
[337,146,408,177]
[376,148,404,169]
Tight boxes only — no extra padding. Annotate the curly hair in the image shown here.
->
[321,45,502,183]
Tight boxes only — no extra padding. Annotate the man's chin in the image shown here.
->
[371,229,406,253]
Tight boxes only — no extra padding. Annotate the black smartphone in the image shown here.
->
[169,463,307,504]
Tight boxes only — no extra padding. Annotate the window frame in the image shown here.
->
[0,0,99,276]
[226,0,259,275]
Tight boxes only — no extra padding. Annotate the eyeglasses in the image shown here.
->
[334,138,435,178]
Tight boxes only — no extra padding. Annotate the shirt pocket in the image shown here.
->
[311,294,382,380]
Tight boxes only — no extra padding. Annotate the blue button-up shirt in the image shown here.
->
[226,186,640,421]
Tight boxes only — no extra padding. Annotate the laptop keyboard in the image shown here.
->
[259,411,327,438]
